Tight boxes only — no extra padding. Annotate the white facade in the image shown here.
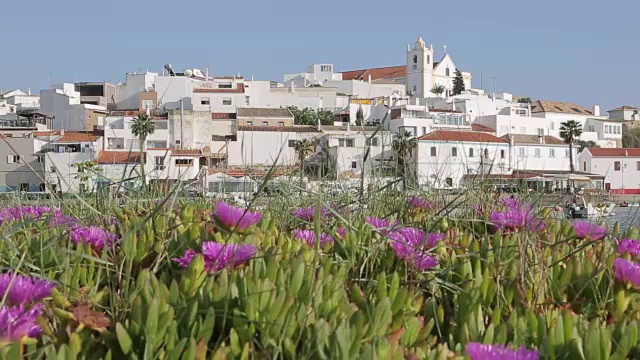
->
[415,132,510,189]
[406,37,472,98]
[387,102,472,137]
[40,84,107,131]
[283,64,343,87]
[115,72,157,110]
[318,127,393,175]
[502,135,575,172]
[579,148,640,193]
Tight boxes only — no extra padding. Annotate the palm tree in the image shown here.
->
[392,131,418,188]
[430,84,445,97]
[131,113,155,188]
[294,139,314,187]
[559,120,583,173]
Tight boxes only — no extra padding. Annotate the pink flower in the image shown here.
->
[172,242,256,273]
[292,207,330,222]
[466,342,539,360]
[573,221,607,240]
[70,226,118,250]
[365,216,398,235]
[293,229,334,247]
[618,239,640,257]
[213,202,261,231]
[614,258,640,289]
[407,196,433,210]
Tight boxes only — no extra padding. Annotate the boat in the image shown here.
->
[629,202,640,207]
[565,198,615,219]
[620,202,629,208]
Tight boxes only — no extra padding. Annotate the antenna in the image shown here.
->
[164,64,175,76]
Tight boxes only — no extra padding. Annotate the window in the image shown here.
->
[413,55,418,64]
[537,128,544,136]
[218,84,233,89]
[500,149,505,159]
[154,156,164,170]
[18,183,29,192]
[515,109,528,116]
[469,148,474,157]
[549,149,555,157]
[222,98,232,105]
[50,166,56,173]
[519,148,525,157]
[430,147,436,156]
[288,140,296,148]
[446,68,450,76]
[175,159,193,166]
[351,161,357,169]
[320,65,332,72]
[36,155,44,163]
[584,162,587,171]
[426,55,430,64]
[154,121,168,130]
[278,122,285,127]
[338,139,345,147]
[200,98,210,105]
[246,121,253,126]
[141,100,154,110]
[245,96,250,106]
[365,137,379,146]
[550,122,555,130]
[6,155,20,164]
[262,121,268,126]
[637,161,640,171]
[534,148,541,157]
[484,149,489,158]
[345,139,354,147]
[587,125,595,132]
[615,161,621,171]
[565,149,570,158]
[422,127,427,135]
[445,177,453,187]
[451,147,458,157]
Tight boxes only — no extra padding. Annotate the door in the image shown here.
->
[605,183,611,191]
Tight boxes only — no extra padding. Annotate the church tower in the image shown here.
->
[406,36,434,98]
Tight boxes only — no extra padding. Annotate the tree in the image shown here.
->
[294,139,314,187]
[287,106,334,126]
[622,124,640,147]
[355,107,364,126]
[518,97,533,104]
[131,113,155,187]
[73,161,100,193]
[577,140,599,152]
[316,109,335,125]
[392,131,418,188]
[452,69,465,95]
[559,120,583,173]
[430,84,445,96]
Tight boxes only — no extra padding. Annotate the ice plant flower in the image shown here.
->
[0,206,62,226]
[573,221,607,241]
[387,228,442,270]
[0,303,45,343]
[613,258,640,289]
[407,196,433,210]
[466,342,539,360]
[618,239,640,257]
[292,206,330,221]
[213,202,262,231]
[365,216,398,234]
[70,226,118,250]
[501,197,522,209]
[49,212,79,228]
[0,273,55,306]
[412,253,438,270]
[336,227,346,238]
[489,203,544,232]
[293,229,334,247]
[172,249,197,268]
[173,242,256,273]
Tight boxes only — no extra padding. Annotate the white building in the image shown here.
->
[607,105,640,122]
[40,84,108,131]
[500,134,575,172]
[579,148,640,194]
[387,100,472,137]
[415,130,510,189]
[1,89,39,112]
[283,64,343,87]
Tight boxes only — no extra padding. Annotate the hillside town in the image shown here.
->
[0,36,638,197]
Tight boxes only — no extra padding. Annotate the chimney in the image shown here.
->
[368,74,372,84]
[538,135,544,144]
[593,105,600,117]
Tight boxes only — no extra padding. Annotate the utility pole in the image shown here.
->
[179,98,184,149]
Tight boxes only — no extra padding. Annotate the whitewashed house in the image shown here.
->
[579,148,640,194]
[415,130,510,189]
[500,134,575,173]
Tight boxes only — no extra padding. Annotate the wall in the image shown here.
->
[580,152,640,192]
[415,140,509,188]
[511,144,574,172]
[45,152,95,192]
[0,138,44,191]
[116,73,158,110]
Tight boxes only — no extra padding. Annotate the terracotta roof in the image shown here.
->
[107,110,168,118]
[321,125,381,132]
[237,108,293,118]
[193,84,245,93]
[531,100,593,115]
[212,113,237,120]
[341,65,407,81]
[34,131,61,137]
[587,148,640,157]
[54,132,101,143]
[418,130,507,143]
[96,151,143,164]
[608,105,639,112]
[500,134,566,145]
[471,123,495,132]
[209,166,294,177]
[171,149,204,156]
[238,125,320,133]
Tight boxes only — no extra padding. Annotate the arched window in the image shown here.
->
[413,55,418,64]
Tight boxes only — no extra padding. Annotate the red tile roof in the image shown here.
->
[209,167,294,177]
[418,130,507,143]
[471,123,495,132]
[212,113,237,119]
[608,105,639,112]
[55,132,101,143]
[96,151,143,164]
[193,84,245,93]
[588,148,640,157]
[34,131,61,137]
[341,66,406,81]
[171,149,203,156]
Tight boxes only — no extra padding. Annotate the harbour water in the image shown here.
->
[599,206,640,232]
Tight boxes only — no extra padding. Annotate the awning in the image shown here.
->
[526,176,554,181]
[568,174,591,181]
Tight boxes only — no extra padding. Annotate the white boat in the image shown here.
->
[586,202,615,218]
[565,199,615,219]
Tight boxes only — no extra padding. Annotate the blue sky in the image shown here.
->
[2,0,638,110]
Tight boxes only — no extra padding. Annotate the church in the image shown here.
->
[341,36,472,98]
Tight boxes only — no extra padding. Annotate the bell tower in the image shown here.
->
[406,36,434,98]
